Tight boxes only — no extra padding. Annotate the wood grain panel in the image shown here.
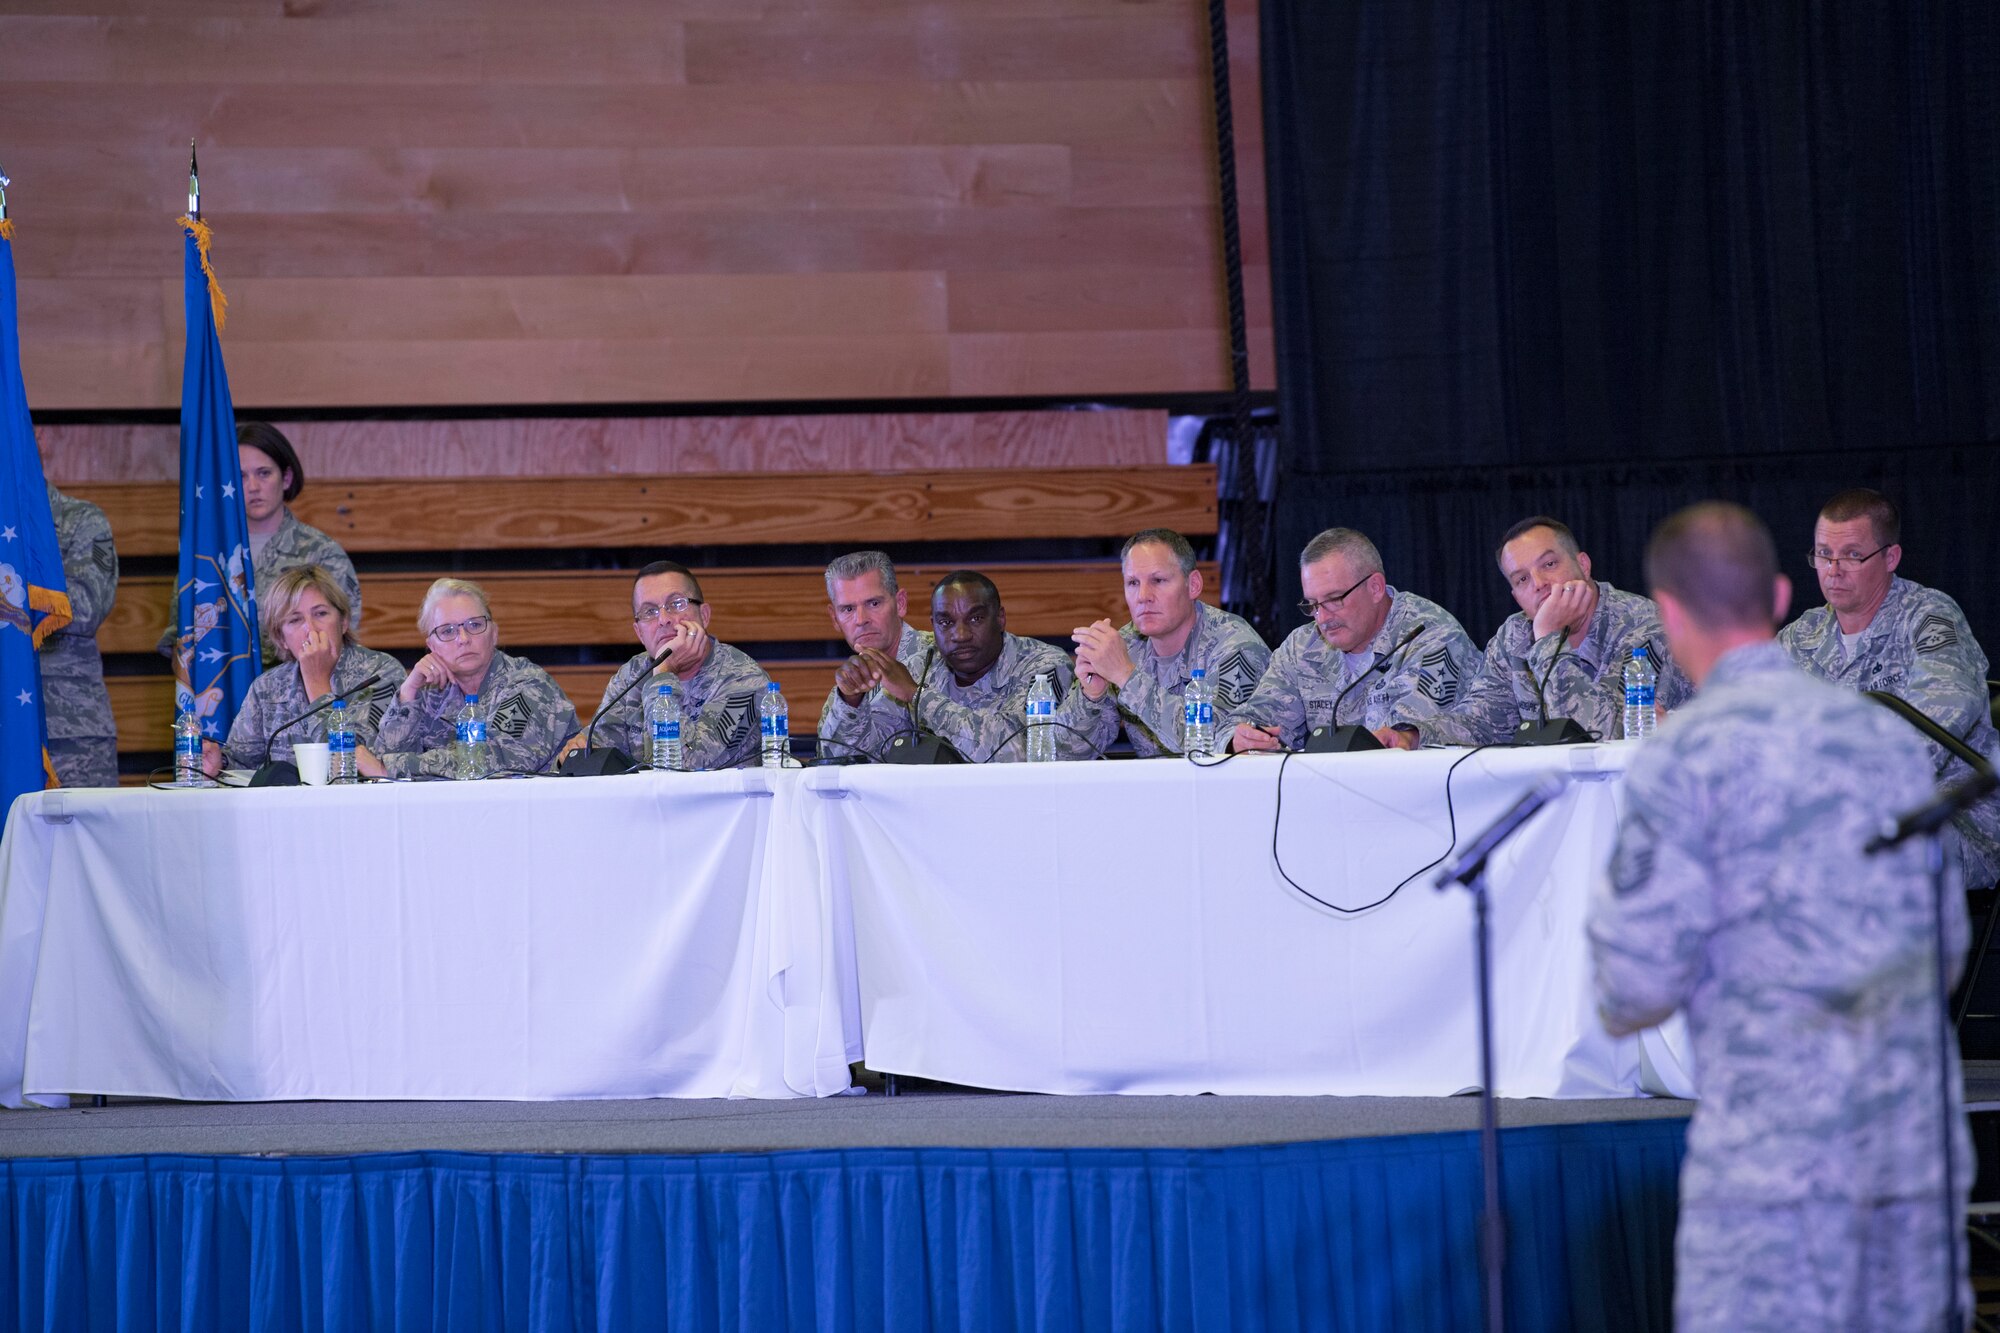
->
[945,267,1272,333]
[66,464,1217,555]
[684,16,1201,83]
[102,560,1221,653]
[38,410,1167,483]
[947,330,1273,396]
[0,16,685,85]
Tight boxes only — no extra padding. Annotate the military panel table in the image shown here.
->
[807,744,1689,1097]
[0,772,857,1106]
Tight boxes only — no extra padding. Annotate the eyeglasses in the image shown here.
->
[1807,546,1888,572]
[1298,573,1374,619]
[427,616,492,643]
[634,596,702,623]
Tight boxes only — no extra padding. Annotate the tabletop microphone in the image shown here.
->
[1513,629,1591,747]
[559,643,675,777]
[249,673,386,787]
[885,648,966,765]
[1305,625,1423,754]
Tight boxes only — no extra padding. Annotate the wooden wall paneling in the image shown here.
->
[38,410,1168,484]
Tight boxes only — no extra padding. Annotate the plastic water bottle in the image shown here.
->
[1025,672,1057,763]
[327,698,358,783]
[1182,667,1216,757]
[454,693,491,780]
[648,681,685,772]
[1622,647,1657,741]
[759,681,790,769]
[173,704,203,786]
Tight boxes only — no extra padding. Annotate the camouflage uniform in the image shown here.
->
[1233,589,1480,749]
[154,506,364,666]
[1069,600,1272,756]
[593,639,771,770]
[1424,582,1694,746]
[913,632,1087,763]
[39,485,119,787]
[218,643,406,769]
[375,649,580,778]
[817,620,933,763]
[1589,641,1971,1332]
[1780,576,2000,888]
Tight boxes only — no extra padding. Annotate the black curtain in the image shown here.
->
[1260,0,2000,646]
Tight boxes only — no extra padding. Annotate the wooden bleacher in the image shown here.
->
[90,464,1220,760]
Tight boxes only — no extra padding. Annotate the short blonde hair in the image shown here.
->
[417,577,493,634]
[260,564,356,662]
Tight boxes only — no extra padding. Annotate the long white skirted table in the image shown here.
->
[0,744,1684,1106]
[0,771,858,1106]
[805,743,1673,1097]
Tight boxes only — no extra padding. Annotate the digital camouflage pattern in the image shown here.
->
[218,643,405,769]
[39,484,118,787]
[817,620,932,763]
[594,638,771,770]
[1589,640,1970,1331]
[913,631,1087,763]
[256,508,363,664]
[1780,575,2000,889]
[1069,600,1271,756]
[375,649,579,777]
[1233,588,1480,749]
[1425,582,1693,746]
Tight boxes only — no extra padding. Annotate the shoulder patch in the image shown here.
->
[1914,613,1960,656]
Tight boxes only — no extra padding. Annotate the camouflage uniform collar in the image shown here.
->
[1133,598,1214,667]
[266,505,304,552]
[1570,581,1624,667]
[895,620,926,659]
[1705,638,1792,688]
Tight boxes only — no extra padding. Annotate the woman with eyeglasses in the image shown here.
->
[365,577,580,778]
[200,564,405,778]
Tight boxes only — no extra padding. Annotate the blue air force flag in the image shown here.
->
[0,220,73,813]
[172,218,257,736]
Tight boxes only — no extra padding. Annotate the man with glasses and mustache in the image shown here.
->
[1778,488,2000,886]
[1423,516,1692,745]
[573,560,771,770]
[1229,528,1478,753]
[368,577,579,777]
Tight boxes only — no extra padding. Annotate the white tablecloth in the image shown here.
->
[0,772,857,1106]
[807,744,1660,1097]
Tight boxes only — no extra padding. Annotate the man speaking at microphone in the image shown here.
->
[1229,527,1478,752]
[1588,502,1969,1332]
[565,561,770,770]
[1423,516,1691,746]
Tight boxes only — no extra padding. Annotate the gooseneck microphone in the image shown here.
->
[1305,625,1424,754]
[558,642,677,777]
[884,648,966,765]
[248,672,386,787]
[1513,629,1592,746]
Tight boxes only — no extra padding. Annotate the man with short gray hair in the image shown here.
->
[819,550,933,761]
[1069,529,1271,755]
[1230,528,1479,752]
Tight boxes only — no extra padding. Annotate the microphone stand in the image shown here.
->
[1865,767,1995,1333]
[559,646,674,777]
[1512,628,1591,747]
[1433,772,1568,1333]
[884,649,966,764]
[248,671,385,787]
[1305,625,1423,754]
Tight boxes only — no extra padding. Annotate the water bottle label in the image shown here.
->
[457,719,487,744]
[762,714,788,738]
[329,734,356,754]
[1184,700,1198,727]
[1197,701,1213,726]
[1028,701,1053,718]
[175,735,201,759]
[653,721,681,742]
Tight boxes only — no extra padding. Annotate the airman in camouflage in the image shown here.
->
[1422,518,1692,746]
[1778,489,2000,889]
[39,483,119,787]
[218,643,404,769]
[1231,528,1479,752]
[1069,530,1271,756]
[1590,503,1969,1333]
[253,508,362,661]
[371,579,579,778]
[563,560,772,770]
[818,552,933,764]
[856,571,1087,762]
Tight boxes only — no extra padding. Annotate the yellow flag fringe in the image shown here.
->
[42,749,61,790]
[0,219,14,242]
[176,215,228,331]
[28,586,73,650]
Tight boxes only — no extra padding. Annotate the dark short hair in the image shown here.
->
[1121,529,1197,576]
[236,421,303,502]
[1495,516,1580,566]
[1818,488,1901,548]
[932,569,1000,609]
[635,559,703,602]
[1645,502,1779,632]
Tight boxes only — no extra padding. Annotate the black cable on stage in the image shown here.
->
[976,719,1116,765]
[1270,743,1503,916]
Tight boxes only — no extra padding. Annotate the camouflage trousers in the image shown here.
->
[47,735,118,789]
[1676,1198,1969,1332]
